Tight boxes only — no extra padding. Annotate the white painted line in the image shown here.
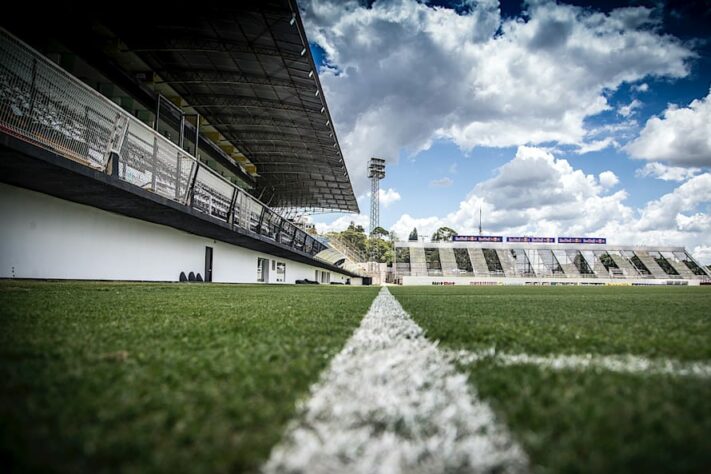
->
[449,348,711,379]
[263,287,528,474]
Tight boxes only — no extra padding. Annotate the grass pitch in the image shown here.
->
[0,281,378,473]
[390,285,711,473]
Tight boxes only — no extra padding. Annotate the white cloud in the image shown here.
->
[363,187,401,208]
[599,171,619,188]
[302,0,693,193]
[635,162,701,182]
[693,246,711,266]
[636,173,711,231]
[390,146,711,263]
[575,137,617,154]
[632,83,649,93]
[430,177,454,188]
[314,213,369,234]
[378,188,401,207]
[626,88,711,167]
[618,99,642,117]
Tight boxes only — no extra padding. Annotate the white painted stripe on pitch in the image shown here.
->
[449,348,711,378]
[263,288,528,474]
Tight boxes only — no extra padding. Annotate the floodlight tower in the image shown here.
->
[368,158,386,235]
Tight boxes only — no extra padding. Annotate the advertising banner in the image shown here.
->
[557,237,607,244]
[506,237,555,243]
[452,235,503,242]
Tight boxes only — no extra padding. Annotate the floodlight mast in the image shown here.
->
[368,158,386,237]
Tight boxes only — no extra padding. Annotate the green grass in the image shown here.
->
[0,281,378,474]
[390,286,711,474]
[390,286,711,360]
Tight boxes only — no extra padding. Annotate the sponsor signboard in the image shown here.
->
[557,237,607,244]
[452,235,503,242]
[506,237,555,243]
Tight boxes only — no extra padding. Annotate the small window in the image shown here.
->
[272,260,276,271]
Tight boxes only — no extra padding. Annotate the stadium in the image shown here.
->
[1,2,710,474]
[0,2,363,285]
[394,237,711,285]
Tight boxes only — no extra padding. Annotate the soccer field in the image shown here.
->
[1,282,710,473]
[0,281,378,473]
[390,286,711,473]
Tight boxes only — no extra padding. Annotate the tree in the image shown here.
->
[371,226,389,238]
[408,227,418,241]
[327,221,367,256]
[366,237,394,264]
[431,226,458,242]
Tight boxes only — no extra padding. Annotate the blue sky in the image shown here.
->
[301,0,711,262]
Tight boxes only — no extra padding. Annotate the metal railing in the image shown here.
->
[0,28,326,257]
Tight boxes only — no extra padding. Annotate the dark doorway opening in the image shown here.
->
[205,246,213,282]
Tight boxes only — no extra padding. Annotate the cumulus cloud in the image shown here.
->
[302,0,693,193]
[378,188,401,207]
[635,162,701,182]
[636,173,711,231]
[599,171,619,188]
[430,177,454,188]
[632,83,650,93]
[389,146,711,263]
[315,213,369,234]
[626,88,711,167]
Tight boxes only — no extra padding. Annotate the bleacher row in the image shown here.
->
[402,246,709,280]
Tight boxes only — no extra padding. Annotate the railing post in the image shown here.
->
[227,188,238,226]
[154,94,162,131]
[256,206,267,234]
[187,162,200,207]
[274,217,284,243]
[28,58,37,118]
[151,135,158,191]
[175,151,182,200]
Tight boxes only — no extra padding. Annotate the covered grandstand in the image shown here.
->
[0,2,364,284]
[394,238,711,286]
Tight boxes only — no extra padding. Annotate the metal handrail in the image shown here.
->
[0,28,326,257]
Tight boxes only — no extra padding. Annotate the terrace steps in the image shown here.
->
[559,262,580,277]
[410,247,427,276]
[467,248,490,275]
[496,249,517,277]
[667,259,695,279]
[438,247,459,274]
[609,254,640,278]
[634,251,669,279]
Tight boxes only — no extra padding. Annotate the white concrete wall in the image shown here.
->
[400,275,701,286]
[0,183,352,284]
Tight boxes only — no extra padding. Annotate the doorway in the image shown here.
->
[204,246,213,282]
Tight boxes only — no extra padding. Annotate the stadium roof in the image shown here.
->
[104,0,358,213]
[8,1,358,214]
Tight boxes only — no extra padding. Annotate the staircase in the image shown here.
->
[467,248,490,275]
[326,235,368,263]
[559,262,580,278]
[609,254,639,278]
[667,259,696,279]
[410,247,428,276]
[634,251,669,279]
[439,247,459,274]
[496,249,517,277]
